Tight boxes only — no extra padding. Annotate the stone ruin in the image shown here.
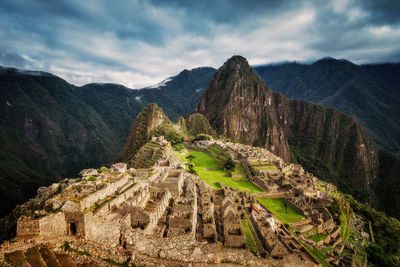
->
[1,137,348,266]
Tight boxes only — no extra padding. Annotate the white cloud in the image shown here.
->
[0,0,399,88]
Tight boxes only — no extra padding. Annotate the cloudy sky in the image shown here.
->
[0,0,399,88]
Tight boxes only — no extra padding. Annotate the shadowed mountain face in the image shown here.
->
[0,66,215,217]
[254,59,400,155]
[196,56,378,203]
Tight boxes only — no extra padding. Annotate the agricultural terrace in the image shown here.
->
[257,198,306,224]
[174,147,262,193]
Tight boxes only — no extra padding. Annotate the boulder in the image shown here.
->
[79,168,99,177]
[61,200,81,212]
[37,186,48,195]
[110,163,127,173]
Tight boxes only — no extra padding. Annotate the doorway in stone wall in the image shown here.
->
[69,222,77,236]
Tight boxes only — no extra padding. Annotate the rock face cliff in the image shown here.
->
[196,56,291,161]
[196,56,378,199]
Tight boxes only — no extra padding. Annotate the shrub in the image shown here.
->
[98,167,108,173]
[280,184,293,191]
[223,157,235,171]
[366,243,398,267]
[152,123,184,145]
[172,143,184,151]
[186,154,195,163]
[188,163,197,175]
[248,165,256,177]
[192,133,212,142]
[86,176,97,182]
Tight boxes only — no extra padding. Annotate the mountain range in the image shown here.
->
[254,58,400,155]
[0,57,399,221]
[0,66,215,217]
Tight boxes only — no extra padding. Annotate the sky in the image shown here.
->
[0,0,399,88]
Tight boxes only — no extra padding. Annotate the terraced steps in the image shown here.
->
[132,141,164,169]
[3,245,76,267]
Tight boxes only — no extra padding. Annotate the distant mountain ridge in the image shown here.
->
[254,59,400,154]
[0,65,215,217]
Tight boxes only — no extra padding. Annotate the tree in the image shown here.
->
[223,157,235,171]
[285,199,288,213]
[188,163,197,175]
[186,154,195,163]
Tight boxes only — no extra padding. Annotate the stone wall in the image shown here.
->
[160,170,184,197]
[253,192,294,198]
[144,190,171,235]
[80,175,130,210]
[65,212,85,237]
[287,199,307,217]
[84,213,121,247]
[38,212,67,237]
[16,217,39,237]
[95,183,147,216]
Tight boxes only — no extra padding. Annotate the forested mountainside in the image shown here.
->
[254,59,400,155]
[0,66,215,217]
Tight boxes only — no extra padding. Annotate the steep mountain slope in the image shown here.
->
[116,103,171,163]
[196,56,291,161]
[196,55,378,203]
[134,67,216,121]
[0,68,122,218]
[254,59,400,154]
[177,113,216,137]
[0,66,215,217]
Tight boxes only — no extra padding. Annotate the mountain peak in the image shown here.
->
[115,103,169,163]
[313,57,353,66]
[195,55,291,161]
[223,55,253,74]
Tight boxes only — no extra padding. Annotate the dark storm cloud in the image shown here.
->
[0,0,399,87]
[359,0,400,24]
[0,50,28,68]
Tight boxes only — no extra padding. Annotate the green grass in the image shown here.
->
[308,233,327,243]
[176,150,262,193]
[253,167,277,171]
[257,198,306,224]
[231,171,246,175]
[207,148,228,160]
[241,220,258,255]
[209,145,225,153]
[340,213,350,242]
[299,240,332,267]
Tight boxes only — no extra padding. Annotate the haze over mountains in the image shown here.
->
[0,56,399,222]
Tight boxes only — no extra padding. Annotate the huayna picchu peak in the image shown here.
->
[1,56,400,267]
[196,56,291,162]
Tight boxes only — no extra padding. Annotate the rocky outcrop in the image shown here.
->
[116,103,169,162]
[196,56,378,199]
[177,113,216,137]
[195,56,291,161]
